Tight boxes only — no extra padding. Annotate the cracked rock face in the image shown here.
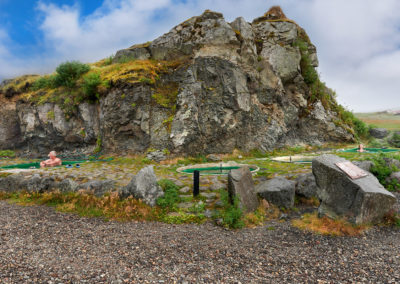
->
[0,9,354,156]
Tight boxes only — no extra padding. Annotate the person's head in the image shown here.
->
[48,151,57,159]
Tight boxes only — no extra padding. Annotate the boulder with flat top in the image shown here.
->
[312,154,396,224]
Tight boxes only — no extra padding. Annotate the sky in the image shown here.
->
[0,0,399,112]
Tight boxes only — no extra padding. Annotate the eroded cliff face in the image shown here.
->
[0,9,354,156]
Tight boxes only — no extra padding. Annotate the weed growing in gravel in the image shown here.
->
[383,210,400,227]
[292,212,368,236]
[244,205,267,228]
[159,212,206,224]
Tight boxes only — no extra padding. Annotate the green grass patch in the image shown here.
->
[0,150,16,158]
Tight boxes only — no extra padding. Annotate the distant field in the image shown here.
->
[355,112,400,131]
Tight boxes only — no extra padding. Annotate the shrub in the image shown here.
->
[31,76,57,90]
[214,190,244,229]
[103,56,114,66]
[156,179,181,210]
[334,105,369,139]
[369,153,400,191]
[389,132,400,148]
[82,72,102,101]
[94,136,102,154]
[0,150,16,158]
[54,61,90,88]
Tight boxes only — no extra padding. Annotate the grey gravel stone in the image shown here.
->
[1,200,399,283]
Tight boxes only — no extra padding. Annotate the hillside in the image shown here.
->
[355,112,400,131]
[0,7,356,156]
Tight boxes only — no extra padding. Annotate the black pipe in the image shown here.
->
[193,170,200,197]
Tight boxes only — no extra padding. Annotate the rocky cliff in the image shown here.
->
[0,7,354,156]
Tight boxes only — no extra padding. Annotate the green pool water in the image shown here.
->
[181,166,257,175]
[341,148,399,153]
[0,160,85,170]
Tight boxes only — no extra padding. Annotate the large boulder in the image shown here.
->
[119,166,164,206]
[369,128,389,139]
[295,173,317,198]
[227,167,259,213]
[312,154,396,224]
[255,177,295,208]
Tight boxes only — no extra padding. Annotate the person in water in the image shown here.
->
[357,144,365,153]
[40,151,62,168]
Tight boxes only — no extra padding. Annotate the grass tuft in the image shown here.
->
[292,212,368,236]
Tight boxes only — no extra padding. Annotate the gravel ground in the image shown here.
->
[0,201,399,283]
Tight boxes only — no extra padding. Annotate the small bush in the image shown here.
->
[82,72,102,101]
[31,75,57,90]
[369,153,400,191]
[389,132,400,148]
[214,190,244,229]
[103,56,114,66]
[94,136,102,154]
[54,61,90,88]
[0,150,16,158]
[156,179,181,210]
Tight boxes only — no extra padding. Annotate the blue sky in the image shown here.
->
[0,0,400,112]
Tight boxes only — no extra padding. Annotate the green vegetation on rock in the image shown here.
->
[0,150,16,158]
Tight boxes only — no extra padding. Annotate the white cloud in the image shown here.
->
[36,0,172,62]
[1,0,400,112]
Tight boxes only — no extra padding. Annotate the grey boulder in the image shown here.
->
[353,160,374,172]
[369,128,389,139]
[312,154,396,224]
[119,166,164,206]
[146,150,167,162]
[78,180,116,197]
[295,173,318,198]
[227,167,259,213]
[255,177,295,208]
[57,178,78,193]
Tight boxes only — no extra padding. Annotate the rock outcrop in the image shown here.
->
[0,7,354,156]
[312,154,396,224]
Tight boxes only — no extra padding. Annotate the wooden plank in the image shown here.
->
[335,161,368,180]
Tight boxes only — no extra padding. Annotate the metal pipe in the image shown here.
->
[193,170,200,197]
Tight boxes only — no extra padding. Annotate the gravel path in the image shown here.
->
[1,201,399,283]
